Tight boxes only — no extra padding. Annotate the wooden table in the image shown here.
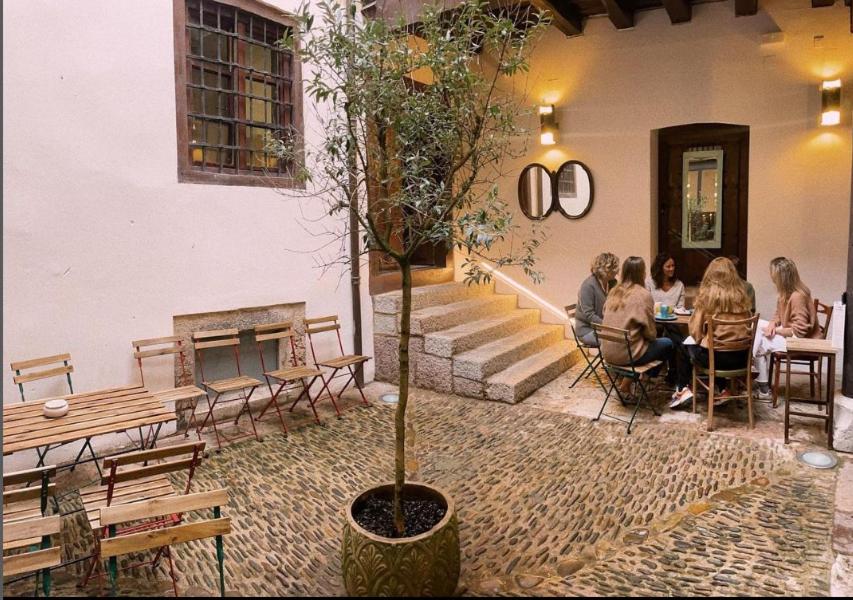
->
[3,385,175,475]
[783,338,839,449]
[655,314,690,326]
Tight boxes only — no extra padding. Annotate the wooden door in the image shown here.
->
[657,123,749,286]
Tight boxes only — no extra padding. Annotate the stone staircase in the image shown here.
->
[372,281,579,403]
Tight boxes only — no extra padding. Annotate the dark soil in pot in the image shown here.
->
[353,495,446,538]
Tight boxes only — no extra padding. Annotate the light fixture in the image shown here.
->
[821,79,841,126]
[539,104,557,145]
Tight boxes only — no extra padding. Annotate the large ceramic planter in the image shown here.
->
[341,482,460,597]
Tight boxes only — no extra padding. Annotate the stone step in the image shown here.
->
[485,341,578,404]
[453,324,565,381]
[373,280,495,315]
[410,294,518,336]
[423,309,541,358]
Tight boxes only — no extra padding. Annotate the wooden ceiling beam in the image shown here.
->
[602,0,635,29]
[735,0,758,16]
[661,0,692,23]
[528,0,584,36]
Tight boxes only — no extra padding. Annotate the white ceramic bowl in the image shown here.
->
[43,399,69,419]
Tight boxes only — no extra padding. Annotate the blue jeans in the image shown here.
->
[631,338,674,377]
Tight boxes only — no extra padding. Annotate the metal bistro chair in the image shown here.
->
[564,304,607,393]
[691,313,760,432]
[193,329,263,451]
[10,353,75,402]
[591,323,662,434]
[770,299,834,409]
[132,335,207,439]
[254,321,328,433]
[305,316,371,416]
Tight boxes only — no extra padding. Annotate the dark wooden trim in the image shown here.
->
[661,0,692,23]
[602,0,634,29]
[528,0,584,36]
[844,134,853,396]
[173,0,305,189]
[735,0,759,16]
[811,0,836,7]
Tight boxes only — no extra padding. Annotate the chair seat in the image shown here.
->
[153,385,207,404]
[80,474,177,531]
[318,354,371,369]
[605,360,662,376]
[265,365,322,381]
[203,375,262,393]
[694,364,750,378]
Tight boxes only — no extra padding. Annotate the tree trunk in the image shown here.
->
[393,260,412,536]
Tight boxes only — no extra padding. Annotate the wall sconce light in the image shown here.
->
[821,79,841,126]
[539,105,557,145]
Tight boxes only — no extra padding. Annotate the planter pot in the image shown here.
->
[341,482,460,597]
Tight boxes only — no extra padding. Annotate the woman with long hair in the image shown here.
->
[670,257,753,409]
[645,252,685,309]
[575,252,620,347]
[600,257,673,391]
[752,257,820,399]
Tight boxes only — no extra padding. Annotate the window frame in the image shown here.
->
[173,0,304,188]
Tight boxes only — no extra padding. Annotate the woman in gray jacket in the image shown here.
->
[575,253,620,346]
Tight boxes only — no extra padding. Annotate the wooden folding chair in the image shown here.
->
[254,321,328,432]
[305,316,371,416]
[3,466,59,597]
[692,314,760,432]
[3,514,61,597]
[564,304,607,393]
[78,441,206,590]
[132,335,207,438]
[10,353,74,402]
[770,299,834,409]
[193,329,263,451]
[591,323,662,434]
[99,488,230,597]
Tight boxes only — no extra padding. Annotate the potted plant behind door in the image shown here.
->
[269,1,548,595]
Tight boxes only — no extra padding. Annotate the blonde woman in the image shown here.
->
[670,257,753,409]
[575,252,620,347]
[601,257,673,380]
[753,257,820,399]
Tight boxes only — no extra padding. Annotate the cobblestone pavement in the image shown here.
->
[3,374,839,597]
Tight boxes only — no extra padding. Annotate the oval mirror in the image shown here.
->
[555,161,593,219]
[518,163,554,220]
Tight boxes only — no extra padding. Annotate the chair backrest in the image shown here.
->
[564,304,582,344]
[591,323,638,366]
[815,299,833,340]
[10,354,74,402]
[706,313,760,373]
[305,315,346,364]
[132,335,194,388]
[101,441,206,503]
[254,321,299,373]
[3,466,57,519]
[2,515,62,577]
[192,329,242,383]
[99,488,230,597]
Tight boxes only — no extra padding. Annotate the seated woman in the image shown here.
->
[600,256,674,394]
[646,252,688,391]
[670,257,752,409]
[645,252,685,309]
[753,257,821,399]
[575,252,620,347]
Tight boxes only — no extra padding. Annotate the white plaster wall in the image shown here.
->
[3,0,375,468]
[465,0,852,337]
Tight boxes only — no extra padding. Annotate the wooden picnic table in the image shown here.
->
[3,385,174,474]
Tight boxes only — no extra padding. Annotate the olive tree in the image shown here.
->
[270,0,548,535]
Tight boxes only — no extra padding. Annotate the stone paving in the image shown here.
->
[2,365,844,597]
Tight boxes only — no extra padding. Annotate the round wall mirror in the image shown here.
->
[555,161,593,219]
[518,163,554,220]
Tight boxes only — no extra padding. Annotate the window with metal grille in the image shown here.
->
[175,0,303,186]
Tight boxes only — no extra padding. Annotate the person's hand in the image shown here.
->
[763,321,776,338]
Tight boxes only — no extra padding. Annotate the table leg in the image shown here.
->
[784,354,792,444]
[147,423,164,450]
[828,354,835,450]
